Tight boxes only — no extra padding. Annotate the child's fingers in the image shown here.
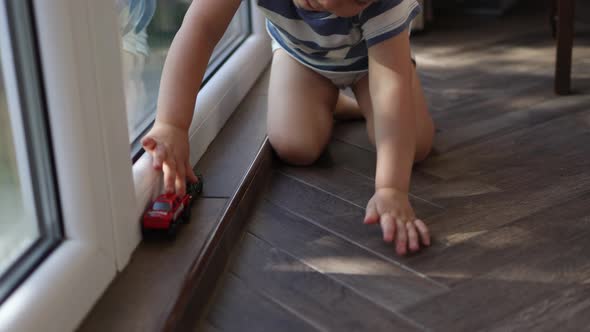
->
[185,161,199,183]
[175,165,186,196]
[414,219,431,246]
[395,219,408,256]
[380,213,396,243]
[141,136,157,151]
[162,158,177,193]
[364,199,379,225]
[406,222,420,252]
[153,144,167,170]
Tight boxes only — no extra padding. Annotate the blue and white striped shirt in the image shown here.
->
[256,0,421,72]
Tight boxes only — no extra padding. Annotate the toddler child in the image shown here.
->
[141,0,435,256]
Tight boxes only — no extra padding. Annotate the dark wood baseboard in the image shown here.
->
[164,138,274,332]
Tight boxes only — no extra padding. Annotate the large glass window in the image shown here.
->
[118,0,251,154]
[0,0,62,304]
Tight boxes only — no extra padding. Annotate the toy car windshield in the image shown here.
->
[152,202,171,212]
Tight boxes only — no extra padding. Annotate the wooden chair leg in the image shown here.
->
[550,0,557,38]
[555,0,575,95]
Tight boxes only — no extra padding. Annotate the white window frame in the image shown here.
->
[0,0,270,331]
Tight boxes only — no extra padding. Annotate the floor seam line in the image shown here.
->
[227,269,329,332]
[263,194,450,290]
[244,230,431,331]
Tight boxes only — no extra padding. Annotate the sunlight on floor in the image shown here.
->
[268,255,405,277]
[485,265,590,285]
[418,45,556,76]
[305,256,402,276]
[445,230,488,244]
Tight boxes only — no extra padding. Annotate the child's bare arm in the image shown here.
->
[155,0,242,130]
[364,29,430,255]
[141,0,242,195]
[368,29,414,192]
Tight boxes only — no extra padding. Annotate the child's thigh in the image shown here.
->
[267,50,339,164]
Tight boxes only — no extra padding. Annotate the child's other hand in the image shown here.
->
[364,188,431,256]
[141,121,199,196]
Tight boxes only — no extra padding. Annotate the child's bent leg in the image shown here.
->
[352,65,435,162]
[267,50,339,165]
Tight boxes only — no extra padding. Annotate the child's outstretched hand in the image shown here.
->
[364,188,431,256]
[141,121,199,196]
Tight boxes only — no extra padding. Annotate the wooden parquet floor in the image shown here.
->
[200,7,590,332]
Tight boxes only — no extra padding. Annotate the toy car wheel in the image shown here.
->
[167,220,179,238]
[186,175,203,197]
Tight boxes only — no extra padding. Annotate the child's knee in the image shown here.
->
[268,133,324,166]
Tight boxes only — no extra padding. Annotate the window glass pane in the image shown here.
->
[118,0,251,145]
[0,51,39,276]
[1,1,62,303]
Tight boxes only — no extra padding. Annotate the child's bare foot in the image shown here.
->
[334,90,364,120]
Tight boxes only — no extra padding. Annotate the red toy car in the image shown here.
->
[142,177,203,237]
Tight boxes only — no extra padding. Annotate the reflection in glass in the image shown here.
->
[0,52,39,276]
[117,0,250,143]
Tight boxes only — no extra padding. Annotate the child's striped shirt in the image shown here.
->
[256,0,421,72]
